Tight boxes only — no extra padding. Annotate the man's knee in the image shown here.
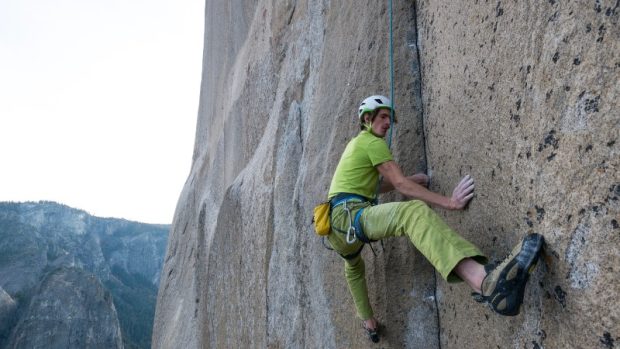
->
[345,255,364,269]
[407,199,430,209]
[400,200,433,218]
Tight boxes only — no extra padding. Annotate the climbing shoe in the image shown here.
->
[363,322,380,343]
[472,233,544,316]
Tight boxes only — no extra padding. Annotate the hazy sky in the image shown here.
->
[0,0,204,224]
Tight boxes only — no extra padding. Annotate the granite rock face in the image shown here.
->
[416,1,619,348]
[154,1,618,348]
[0,288,17,344]
[154,1,433,348]
[8,267,123,349]
[0,201,169,349]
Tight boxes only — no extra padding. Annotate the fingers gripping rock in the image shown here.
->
[452,175,475,209]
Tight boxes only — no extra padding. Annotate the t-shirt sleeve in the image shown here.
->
[367,138,393,166]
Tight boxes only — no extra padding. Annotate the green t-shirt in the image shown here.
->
[328,130,393,200]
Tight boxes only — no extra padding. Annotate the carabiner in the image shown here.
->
[344,201,357,244]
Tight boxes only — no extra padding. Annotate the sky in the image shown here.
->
[0,0,205,224]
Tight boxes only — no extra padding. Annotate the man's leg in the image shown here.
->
[344,254,374,321]
[454,258,486,293]
[361,199,544,316]
[361,200,487,282]
[329,203,375,320]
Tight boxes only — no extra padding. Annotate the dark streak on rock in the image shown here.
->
[584,96,600,113]
[600,332,615,348]
[545,130,559,149]
[597,24,606,42]
[525,217,533,227]
[549,11,559,22]
[535,205,545,222]
[554,285,567,307]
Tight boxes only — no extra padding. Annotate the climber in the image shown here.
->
[326,95,544,343]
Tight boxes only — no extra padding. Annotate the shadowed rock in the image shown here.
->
[9,267,123,349]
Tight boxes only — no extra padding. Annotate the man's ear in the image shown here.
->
[363,114,370,124]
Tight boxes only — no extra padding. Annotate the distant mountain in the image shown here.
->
[0,201,169,349]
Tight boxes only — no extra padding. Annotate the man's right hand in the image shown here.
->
[378,161,474,210]
[450,175,475,210]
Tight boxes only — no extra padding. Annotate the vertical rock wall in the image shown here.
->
[416,0,619,348]
[153,1,434,347]
[154,0,618,348]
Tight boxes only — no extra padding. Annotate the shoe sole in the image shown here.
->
[490,233,544,316]
[363,325,380,343]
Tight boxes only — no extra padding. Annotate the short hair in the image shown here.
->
[359,108,397,130]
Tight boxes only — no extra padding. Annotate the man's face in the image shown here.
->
[366,108,392,138]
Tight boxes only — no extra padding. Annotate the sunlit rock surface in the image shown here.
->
[417,1,619,348]
[153,1,618,348]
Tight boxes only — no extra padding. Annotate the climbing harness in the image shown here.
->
[344,201,357,244]
[326,193,375,260]
[329,193,373,244]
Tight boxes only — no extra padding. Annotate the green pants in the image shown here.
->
[327,199,487,320]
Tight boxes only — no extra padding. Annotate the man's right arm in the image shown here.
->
[376,161,474,210]
[379,173,429,193]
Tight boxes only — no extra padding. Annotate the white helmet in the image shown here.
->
[358,95,393,120]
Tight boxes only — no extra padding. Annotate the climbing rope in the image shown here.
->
[387,0,395,149]
[369,0,395,254]
[375,0,396,201]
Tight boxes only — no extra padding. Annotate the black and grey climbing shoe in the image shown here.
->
[363,322,380,343]
[472,233,544,316]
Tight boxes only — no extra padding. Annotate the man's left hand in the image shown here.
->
[409,173,430,187]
